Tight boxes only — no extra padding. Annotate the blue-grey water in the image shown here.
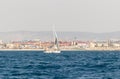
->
[0,51,120,79]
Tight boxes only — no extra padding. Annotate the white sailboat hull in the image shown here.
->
[44,50,61,53]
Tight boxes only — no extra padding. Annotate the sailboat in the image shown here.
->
[44,26,61,53]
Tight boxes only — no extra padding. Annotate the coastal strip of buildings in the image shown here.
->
[0,39,120,51]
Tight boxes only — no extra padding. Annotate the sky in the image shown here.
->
[0,0,120,33]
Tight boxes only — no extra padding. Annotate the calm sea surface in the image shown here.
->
[0,51,120,79]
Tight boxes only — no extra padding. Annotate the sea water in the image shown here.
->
[0,51,120,79]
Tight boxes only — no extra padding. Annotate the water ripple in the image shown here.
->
[0,51,120,79]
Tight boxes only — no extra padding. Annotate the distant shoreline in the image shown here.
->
[0,49,119,51]
[0,49,44,51]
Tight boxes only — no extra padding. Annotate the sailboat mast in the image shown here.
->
[52,25,59,49]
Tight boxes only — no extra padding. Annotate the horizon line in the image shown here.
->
[0,30,119,34]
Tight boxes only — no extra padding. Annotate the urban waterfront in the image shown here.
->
[0,51,120,79]
[0,39,120,51]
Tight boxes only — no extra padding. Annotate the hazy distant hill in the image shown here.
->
[0,31,120,41]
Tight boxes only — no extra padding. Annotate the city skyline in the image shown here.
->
[0,0,120,33]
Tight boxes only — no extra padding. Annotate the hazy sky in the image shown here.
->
[0,0,120,33]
